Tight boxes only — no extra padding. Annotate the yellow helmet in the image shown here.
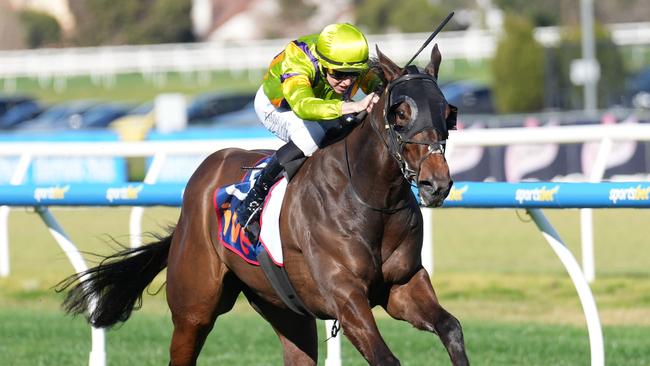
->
[315,23,369,72]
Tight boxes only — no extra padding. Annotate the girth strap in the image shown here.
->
[257,250,314,317]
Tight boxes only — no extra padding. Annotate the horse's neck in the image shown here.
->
[344,113,410,207]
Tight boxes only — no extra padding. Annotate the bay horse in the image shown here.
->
[58,45,469,366]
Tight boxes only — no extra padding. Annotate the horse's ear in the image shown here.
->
[376,46,402,82]
[425,43,441,79]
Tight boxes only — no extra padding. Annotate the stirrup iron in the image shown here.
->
[242,205,262,228]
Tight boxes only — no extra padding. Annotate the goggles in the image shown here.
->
[326,69,360,81]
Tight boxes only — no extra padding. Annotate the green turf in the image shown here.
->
[1,307,648,366]
[0,207,648,365]
[0,71,262,104]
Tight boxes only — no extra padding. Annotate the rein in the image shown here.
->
[344,129,412,214]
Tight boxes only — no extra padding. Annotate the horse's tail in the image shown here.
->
[56,232,173,328]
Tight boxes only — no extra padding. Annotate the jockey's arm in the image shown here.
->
[281,43,343,121]
[282,75,343,120]
[341,69,382,114]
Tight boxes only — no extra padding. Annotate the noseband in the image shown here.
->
[379,67,457,184]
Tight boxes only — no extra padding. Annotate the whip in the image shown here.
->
[404,12,455,68]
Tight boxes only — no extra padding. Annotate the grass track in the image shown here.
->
[1,207,648,365]
[1,307,649,366]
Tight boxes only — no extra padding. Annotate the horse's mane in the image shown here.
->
[367,57,387,93]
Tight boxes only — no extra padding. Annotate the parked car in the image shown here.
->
[625,67,650,109]
[208,101,259,127]
[0,95,35,118]
[17,101,99,130]
[441,81,495,114]
[16,101,130,130]
[108,102,155,141]
[187,91,255,124]
[74,103,131,129]
[0,100,43,129]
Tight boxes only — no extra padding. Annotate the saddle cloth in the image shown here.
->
[213,157,287,266]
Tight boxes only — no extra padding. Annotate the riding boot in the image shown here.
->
[237,141,306,242]
[236,154,283,237]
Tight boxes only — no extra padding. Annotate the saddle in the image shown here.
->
[213,158,312,316]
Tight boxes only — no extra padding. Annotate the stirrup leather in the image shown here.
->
[242,205,262,228]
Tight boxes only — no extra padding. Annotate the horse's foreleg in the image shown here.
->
[334,287,400,366]
[384,269,469,366]
[247,295,318,366]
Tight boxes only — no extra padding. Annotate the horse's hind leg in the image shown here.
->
[384,268,469,366]
[166,219,241,366]
[247,295,318,365]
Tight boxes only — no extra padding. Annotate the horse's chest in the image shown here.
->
[378,215,423,280]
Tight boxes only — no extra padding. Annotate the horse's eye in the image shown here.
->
[397,110,406,119]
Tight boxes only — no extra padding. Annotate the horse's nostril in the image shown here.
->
[418,180,434,189]
[419,179,452,196]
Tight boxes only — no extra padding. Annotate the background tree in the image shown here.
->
[18,10,62,48]
[69,0,194,46]
[355,0,460,33]
[491,13,545,113]
[130,0,195,44]
[493,0,561,26]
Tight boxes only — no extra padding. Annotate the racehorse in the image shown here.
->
[58,44,469,366]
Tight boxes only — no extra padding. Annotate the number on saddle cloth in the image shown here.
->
[212,140,304,264]
[213,160,269,264]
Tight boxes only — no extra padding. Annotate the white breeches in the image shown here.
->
[254,86,339,156]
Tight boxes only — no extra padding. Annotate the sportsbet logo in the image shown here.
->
[446,185,468,201]
[106,184,144,202]
[33,185,70,201]
[609,185,650,204]
[515,186,559,204]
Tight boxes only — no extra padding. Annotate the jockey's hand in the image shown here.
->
[341,92,380,115]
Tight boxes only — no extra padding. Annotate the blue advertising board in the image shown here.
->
[0,182,648,208]
[0,131,127,184]
[145,126,274,183]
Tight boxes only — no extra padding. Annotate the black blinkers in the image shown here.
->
[385,67,457,140]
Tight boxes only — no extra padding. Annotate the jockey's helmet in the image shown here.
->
[315,23,369,73]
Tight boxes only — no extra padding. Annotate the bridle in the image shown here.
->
[379,66,457,184]
[344,66,457,213]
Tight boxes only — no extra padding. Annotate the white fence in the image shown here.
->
[1,123,650,366]
[1,22,650,81]
[2,123,650,279]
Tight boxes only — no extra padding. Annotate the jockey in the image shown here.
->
[237,23,381,238]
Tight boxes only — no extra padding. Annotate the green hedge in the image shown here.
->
[491,14,545,113]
